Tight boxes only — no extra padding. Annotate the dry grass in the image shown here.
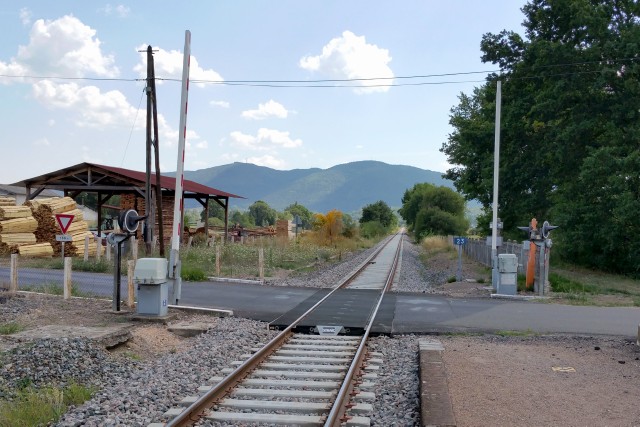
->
[421,236,453,253]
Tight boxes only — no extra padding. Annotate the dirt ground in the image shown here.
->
[1,249,639,426]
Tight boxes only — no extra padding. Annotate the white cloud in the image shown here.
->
[242,100,288,120]
[299,30,394,94]
[48,119,55,126]
[99,4,131,18]
[229,128,302,150]
[257,128,302,148]
[247,155,286,169]
[210,100,230,108]
[195,140,208,149]
[32,80,139,128]
[14,15,119,78]
[134,45,223,88]
[229,131,265,151]
[19,8,32,26]
[356,144,364,149]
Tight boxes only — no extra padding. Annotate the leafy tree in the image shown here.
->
[341,213,357,238]
[440,0,640,274]
[399,183,468,240]
[200,199,225,223]
[229,209,255,228]
[312,209,343,243]
[248,200,277,227]
[284,202,314,229]
[360,200,397,229]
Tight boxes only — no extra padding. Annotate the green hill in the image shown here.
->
[183,160,452,213]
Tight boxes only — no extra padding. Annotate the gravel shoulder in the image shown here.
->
[0,236,638,426]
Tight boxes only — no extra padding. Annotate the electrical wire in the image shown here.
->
[0,56,637,88]
[120,88,146,167]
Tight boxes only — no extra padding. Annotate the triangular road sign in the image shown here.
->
[55,213,75,234]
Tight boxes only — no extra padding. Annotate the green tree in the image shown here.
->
[360,200,397,229]
[200,199,225,224]
[284,202,314,229]
[248,200,277,227]
[399,183,468,240]
[440,0,640,274]
[229,209,255,228]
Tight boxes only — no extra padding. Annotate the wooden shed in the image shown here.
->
[10,162,243,250]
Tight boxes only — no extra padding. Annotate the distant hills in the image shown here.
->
[183,160,453,214]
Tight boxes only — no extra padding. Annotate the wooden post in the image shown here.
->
[127,260,136,309]
[258,247,264,282]
[106,243,111,261]
[97,237,102,261]
[215,245,221,276]
[188,236,193,248]
[63,256,72,299]
[9,253,18,294]
[84,236,89,261]
[132,237,138,261]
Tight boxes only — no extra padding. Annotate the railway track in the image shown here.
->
[160,233,403,426]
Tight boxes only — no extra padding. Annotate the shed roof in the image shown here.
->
[10,162,243,200]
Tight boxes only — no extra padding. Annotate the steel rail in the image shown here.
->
[324,232,403,426]
[166,232,402,427]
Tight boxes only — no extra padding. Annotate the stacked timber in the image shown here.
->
[26,197,97,257]
[0,204,47,255]
[0,196,16,206]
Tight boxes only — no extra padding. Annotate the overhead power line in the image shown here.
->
[0,56,638,88]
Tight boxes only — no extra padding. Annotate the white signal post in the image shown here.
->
[169,30,191,305]
[491,80,502,290]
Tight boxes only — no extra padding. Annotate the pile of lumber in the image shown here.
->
[0,196,16,206]
[26,197,97,257]
[0,204,51,256]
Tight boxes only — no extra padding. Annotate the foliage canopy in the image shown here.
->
[440,0,640,274]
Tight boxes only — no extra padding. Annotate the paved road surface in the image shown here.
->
[1,267,638,337]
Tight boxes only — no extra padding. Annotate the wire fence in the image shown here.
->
[461,237,529,274]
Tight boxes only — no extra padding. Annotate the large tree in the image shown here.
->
[248,200,277,227]
[441,0,640,274]
[284,202,313,229]
[360,200,397,229]
[399,183,468,240]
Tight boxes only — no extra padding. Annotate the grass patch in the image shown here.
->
[22,283,94,298]
[181,266,208,282]
[447,276,457,283]
[0,322,23,335]
[549,272,598,294]
[0,382,96,427]
[421,236,452,253]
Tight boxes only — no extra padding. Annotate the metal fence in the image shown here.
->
[461,237,529,274]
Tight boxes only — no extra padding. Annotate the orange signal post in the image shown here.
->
[525,218,537,290]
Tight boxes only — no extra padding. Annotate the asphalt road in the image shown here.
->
[1,267,638,337]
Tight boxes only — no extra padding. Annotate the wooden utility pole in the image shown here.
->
[144,45,165,257]
[144,45,153,256]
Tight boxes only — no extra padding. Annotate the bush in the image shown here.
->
[360,221,387,239]
[181,266,207,282]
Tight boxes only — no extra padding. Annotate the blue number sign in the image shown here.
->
[453,236,467,246]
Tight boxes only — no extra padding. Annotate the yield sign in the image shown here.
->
[55,213,75,234]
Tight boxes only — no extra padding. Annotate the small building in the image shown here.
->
[10,162,243,250]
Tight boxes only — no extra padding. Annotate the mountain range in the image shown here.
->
[183,160,452,214]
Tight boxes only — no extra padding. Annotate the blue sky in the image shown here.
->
[0,1,525,183]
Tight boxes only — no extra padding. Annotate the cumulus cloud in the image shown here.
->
[247,155,286,169]
[299,30,393,94]
[229,128,302,150]
[210,100,230,108]
[242,100,288,120]
[33,137,50,146]
[134,45,223,88]
[32,80,139,128]
[19,8,32,26]
[14,15,119,78]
